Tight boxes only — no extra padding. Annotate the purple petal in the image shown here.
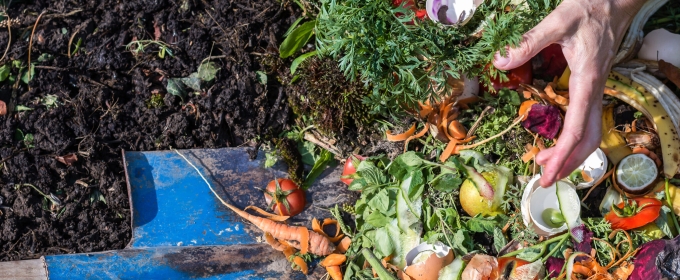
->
[630,239,666,280]
[546,257,565,278]
[572,224,593,253]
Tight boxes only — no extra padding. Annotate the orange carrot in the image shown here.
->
[244,205,289,222]
[386,124,416,141]
[521,145,540,163]
[299,227,309,255]
[293,256,309,274]
[440,140,457,162]
[335,236,351,253]
[321,254,347,267]
[326,265,343,280]
[220,202,334,255]
[403,124,429,153]
[176,149,335,256]
[264,232,288,252]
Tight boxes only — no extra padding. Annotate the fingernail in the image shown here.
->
[493,51,511,68]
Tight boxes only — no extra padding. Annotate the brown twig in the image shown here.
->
[67,25,83,58]
[28,11,47,70]
[466,106,494,138]
[0,14,11,62]
[457,116,524,151]
[303,132,342,158]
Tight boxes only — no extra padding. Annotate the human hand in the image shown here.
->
[493,0,647,187]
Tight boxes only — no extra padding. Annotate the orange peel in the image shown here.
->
[386,124,416,141]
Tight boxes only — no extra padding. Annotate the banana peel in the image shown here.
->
[600,104,631,164]
[605,72,680,177]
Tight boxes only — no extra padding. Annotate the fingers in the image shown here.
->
[493,8,569,70]
[535,70,603,187]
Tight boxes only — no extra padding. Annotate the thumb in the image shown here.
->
[493,12,566,70]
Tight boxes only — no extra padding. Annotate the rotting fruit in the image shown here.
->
[264,179,306,216]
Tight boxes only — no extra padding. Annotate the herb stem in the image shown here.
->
[501,232,569,261]
[541,234,569,263]
[362,248,397,280]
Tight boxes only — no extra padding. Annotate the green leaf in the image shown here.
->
[303,149,334,190]
[290,51,317,75]
[368,189,390,214]
[432,173,463,192]
[197,61,220,82]
[89,189,107,204]
[366,210,389,228]
[166,78,187,101]
[493,227,508,253]
[20,64,35,84]
[357,160,386,185]
[255,71,267,85]
[0,64,10,82]
[398,151,422,167]
[279,20,316,58]
[406,170,424,201]
[466,215,506,234]
[15,105,33,112]
[283,17,305,38]
[451,229,468,254]
[656,206,675,238]
[37,53,54,63]
[374,227,394,258]
[180,73,202,92]
[517,246,542,262]
[298,141,316,166]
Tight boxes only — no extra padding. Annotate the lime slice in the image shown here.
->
[616,154,658,194]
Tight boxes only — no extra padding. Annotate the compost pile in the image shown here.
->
[230,0,680,279]
[0,0,299,261]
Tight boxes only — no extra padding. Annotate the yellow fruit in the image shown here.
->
[666,183,680,216]
[606,71,680,177]
[460,172,503,217]
[600,104,632,164]
[636,223,665,240]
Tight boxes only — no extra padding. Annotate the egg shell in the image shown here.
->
[461,254,499,280]
[638,29,680,68]
[403,242,454,280]
[426,0,485,25]
[521,175,581,237]
[539,148,607,190]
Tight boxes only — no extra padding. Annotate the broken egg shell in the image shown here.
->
[461,254,499,280]
[403,242,455,280]
[426,0,485,26]
[575,148,608,189]
[638,29,680,68]
[521,175,580,237]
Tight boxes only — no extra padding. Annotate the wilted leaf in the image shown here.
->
[56,154,78,166]
[166,78,187,101]
[20,64,35,84]
[180,73,202,92]
[255,71,267,85]
[197,61,220,82]
[0,64,9,82]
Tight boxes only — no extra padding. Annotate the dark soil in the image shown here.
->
[0,0,299,261]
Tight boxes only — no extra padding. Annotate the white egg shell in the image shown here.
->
[521,175,580,237]
[638,29,680,68]
[426,0,485,26]
[575,148,607,189]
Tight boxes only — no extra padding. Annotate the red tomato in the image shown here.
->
[487,60,533,92]
[341,155,365,186]
[534,44,568,79]
[264,179,306,216]
[604,197,662,230]
[392,0,428,23]
[498,257,539,280]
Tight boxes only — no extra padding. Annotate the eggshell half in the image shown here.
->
[403,242,454,280]
[426,0,485,25]
[638,29,680,68]
[521,175,581,237]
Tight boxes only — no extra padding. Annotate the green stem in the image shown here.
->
[501,232,569,262]
[361,248,397,280]
[541,234,569,263]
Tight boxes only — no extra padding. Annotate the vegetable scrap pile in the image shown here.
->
[208,0,680,279]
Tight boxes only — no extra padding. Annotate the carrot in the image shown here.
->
[518,100,538,121]
[312,218,345,242]
[335,236,351,253]
[244,205,289,222]
[326,265,343,280]
[440,140,458,162]
[175,150,335,256]
[292,256,309,274]
[521,145,540,163]
[572,264,593,277]
[321,253,347,267]
[264,232,288,252]
[403,124,429,153]
[386,124,416,141]
[299,227,310,255]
